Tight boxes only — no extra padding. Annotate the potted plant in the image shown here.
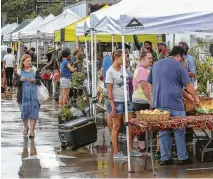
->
[59,106,75,124]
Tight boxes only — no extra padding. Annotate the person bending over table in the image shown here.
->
[106,49,142,159]
[147,46,200,165]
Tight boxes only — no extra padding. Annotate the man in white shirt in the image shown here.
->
[3,48,15,90]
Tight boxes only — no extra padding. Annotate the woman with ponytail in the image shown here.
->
[106,49,142,159]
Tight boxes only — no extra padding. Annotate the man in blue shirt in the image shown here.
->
[147,46,200,165]
[178,42,196,86]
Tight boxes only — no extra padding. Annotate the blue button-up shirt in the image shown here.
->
[184,54,196,85]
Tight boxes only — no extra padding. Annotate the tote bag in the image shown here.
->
[37,81,49,104]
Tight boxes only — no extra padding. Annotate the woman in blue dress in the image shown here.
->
[14,54,41,138]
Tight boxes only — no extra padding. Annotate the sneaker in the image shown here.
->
[113,153,128,159]
[177,158,193,165]
[160,159,174,165]
[130,150,143,157]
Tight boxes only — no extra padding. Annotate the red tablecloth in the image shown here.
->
[130,115,213,136]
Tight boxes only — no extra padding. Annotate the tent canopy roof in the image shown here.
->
[1,23,19,35]
[91,0,213,35]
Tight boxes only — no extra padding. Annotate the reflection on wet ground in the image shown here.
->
[1,92,213,178]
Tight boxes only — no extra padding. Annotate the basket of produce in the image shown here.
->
[196,97,213,114]
[136,109,170,122]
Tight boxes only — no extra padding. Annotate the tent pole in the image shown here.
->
[36,38,39,69]
[10,34,12,48]
[76,36,79,49]
[90,29,95,119]
[173,34,175,47]
[17,33,21,67]
[122,35,131,173]
[112,35,114,53]
[94,31,97,123]
[85,35,92,116]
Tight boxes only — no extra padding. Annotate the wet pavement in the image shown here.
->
[1,91,213,178]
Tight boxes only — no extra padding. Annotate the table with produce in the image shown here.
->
[129,97,213,166]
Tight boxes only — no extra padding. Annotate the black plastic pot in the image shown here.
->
[58,116,77,125]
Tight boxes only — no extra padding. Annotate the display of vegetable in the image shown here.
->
[60,106,72,120]
[71,72,85,88]
[76,94,89,112]
[196,107,213,114]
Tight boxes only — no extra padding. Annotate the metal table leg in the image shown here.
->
[201,131,213,163]
[144,131,148,170]
[150,130,156,176]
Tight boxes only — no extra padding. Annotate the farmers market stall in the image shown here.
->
[129,114,213,175]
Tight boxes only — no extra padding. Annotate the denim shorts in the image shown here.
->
[107,101,133,115]
[60,77,71,88]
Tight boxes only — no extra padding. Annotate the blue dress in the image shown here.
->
[20,70,39,120]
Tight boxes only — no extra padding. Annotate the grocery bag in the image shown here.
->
[37,81,49,104]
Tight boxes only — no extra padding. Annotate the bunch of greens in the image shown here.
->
[189,46,213,95]
[196,107,213,114]
[71,72,85,88]
[76,94,89,112]
[61,106,72,121]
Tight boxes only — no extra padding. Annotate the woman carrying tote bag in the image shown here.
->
[13,54,42,138]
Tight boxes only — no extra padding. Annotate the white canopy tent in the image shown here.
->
[18,14,55,42]
[3,19,32,42]
[11,16,44,41]
[25,9,81,42]
[1,24,10,32]
[84,0,213,175]
[91,0,213,35]
[1,23,19,36]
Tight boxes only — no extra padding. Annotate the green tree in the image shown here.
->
[38,3,64,17]
[2,0,64,24]
[189,46,213,95]
[2,0,36,24]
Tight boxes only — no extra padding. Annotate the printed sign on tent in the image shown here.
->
[125,18,144,30]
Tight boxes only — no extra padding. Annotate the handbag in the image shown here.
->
[37,81,49,104]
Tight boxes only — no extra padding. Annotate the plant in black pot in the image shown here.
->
[59,106,75,124]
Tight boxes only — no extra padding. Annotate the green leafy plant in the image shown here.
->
[188,46,213,95]
[76,94,89,112]
[61,106,72,121]
[71,72,85,88]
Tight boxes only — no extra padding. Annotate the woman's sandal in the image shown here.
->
[29,133,35,138]
[23,128,29,137]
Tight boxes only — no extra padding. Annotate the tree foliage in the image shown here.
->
[189,46,213,95]
[2,0,36,23]
[2,0,64,24]
[38,3,64,17]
